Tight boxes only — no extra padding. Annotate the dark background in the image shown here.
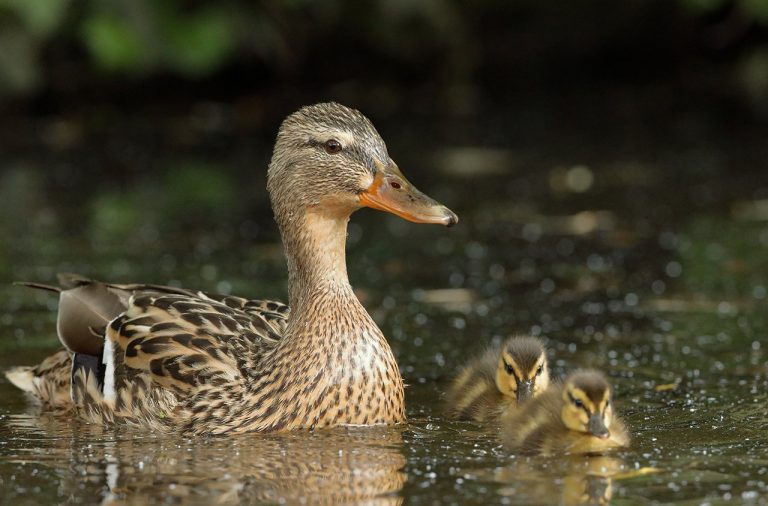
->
[2,0,768,124]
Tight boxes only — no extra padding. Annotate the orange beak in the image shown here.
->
[359,160,458,226]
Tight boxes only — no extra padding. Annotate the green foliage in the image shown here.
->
[82,14,146,72]
[0,0,68,36]
[0,0,68,92]
[1,0,241,92]
[742,0,768,23]
[6,0,768,97]
[162,8,235,76]
[80,3,236,76]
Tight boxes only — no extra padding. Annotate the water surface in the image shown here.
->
[1,103,767,504]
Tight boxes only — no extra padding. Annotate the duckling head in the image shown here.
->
[560,370,615,439]
[494,336,549,404]
[268,102,457,227]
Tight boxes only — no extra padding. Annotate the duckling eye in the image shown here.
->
[503,361,514,375]
[573,398,584,408]
[324,139,342,154]
[536,365,543,376]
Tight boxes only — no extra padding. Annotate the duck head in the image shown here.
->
[495,335,550,404]
[268,102,458,226]
[561,370,616,439]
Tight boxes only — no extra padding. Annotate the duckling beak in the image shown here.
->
[359,160,458,227]
[588,413,610,439]
[516,380,534,403]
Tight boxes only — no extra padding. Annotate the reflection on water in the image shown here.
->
[488,456,626,505]
[1,409,406,504]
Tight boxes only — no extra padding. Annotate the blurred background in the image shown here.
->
[2,1,768,504]
[1,0,767,284]
[3,0,768,111]
[4,0,768,114]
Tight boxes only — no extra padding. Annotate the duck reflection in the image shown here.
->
[489,455,625,506]
[2,410,406,505]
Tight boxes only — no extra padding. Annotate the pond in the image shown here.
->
[0,99,767,504]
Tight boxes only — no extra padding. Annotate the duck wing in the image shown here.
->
[16,275,289,415]
[107,289,286,398]
[19,273,289,355]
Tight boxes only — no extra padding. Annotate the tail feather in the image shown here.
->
[5,349,73,408]
[56,282,125,355]
[5,366,36,393]
[13,281,62,293]
[15,275,127,356]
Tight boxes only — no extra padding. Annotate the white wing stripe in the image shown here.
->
[103,333,116,405]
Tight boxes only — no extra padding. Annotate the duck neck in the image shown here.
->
[277,206,358,318]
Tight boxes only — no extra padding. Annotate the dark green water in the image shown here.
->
[1,103,767,504]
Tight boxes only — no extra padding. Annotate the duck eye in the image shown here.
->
[503,361,514,375]
[324,139,342,154]
[536,365,543,375]
[573,398,584,408]
[390,181,402,190]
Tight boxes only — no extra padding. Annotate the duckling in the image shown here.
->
[502,369,630,455]
[444,336,549,421]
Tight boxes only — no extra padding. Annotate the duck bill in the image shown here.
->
[516,380,534,403]
[588,413,610,439]
[359,162,458,227]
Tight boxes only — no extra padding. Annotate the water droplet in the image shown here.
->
[565,165,594,192]
[587,254,604,271]
[665,261,682,277]
[489,263,505,280]
[216,280,232,294]
[522,223,542,242]
[717,301,734,315]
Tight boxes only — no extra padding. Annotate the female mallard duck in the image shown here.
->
[444,336,549,421]
[5,102,458,435]
[502,369,630,455]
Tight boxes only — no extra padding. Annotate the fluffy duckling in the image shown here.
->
[503,369,630,455]
[444,336,549,421]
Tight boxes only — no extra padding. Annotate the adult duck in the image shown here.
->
[6,102,458,435]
